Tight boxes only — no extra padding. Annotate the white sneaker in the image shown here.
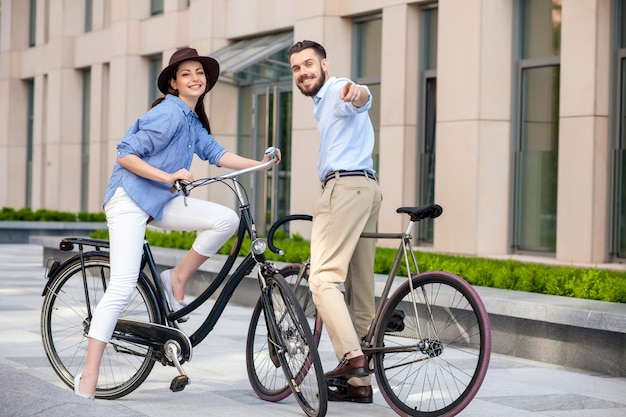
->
[74,372,94,400]
[160,269,189,322]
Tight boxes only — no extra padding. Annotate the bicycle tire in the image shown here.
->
[372,271,491,417]
[253,272,327,417]
[41,252,160,400]
[246,264,322,401]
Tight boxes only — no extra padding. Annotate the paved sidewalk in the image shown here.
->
[1,243,625,417]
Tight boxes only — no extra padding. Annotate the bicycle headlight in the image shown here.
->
[251,238,267,256]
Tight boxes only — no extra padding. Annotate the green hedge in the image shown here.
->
[0,207,106,222]
[89,228,626,304]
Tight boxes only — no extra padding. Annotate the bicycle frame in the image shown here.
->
[144,171,275,347]
[359,220,420,349]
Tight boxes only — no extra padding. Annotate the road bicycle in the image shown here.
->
[246,205,491,417]
[40,149,327,417]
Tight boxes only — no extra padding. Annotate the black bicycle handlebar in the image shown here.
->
[267,214,312,255]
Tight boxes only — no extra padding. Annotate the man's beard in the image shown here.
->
[297,71,326,97]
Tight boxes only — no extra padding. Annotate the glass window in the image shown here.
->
[29,0,37,47]
[520,0,561,58]
[513,0,561,253]
[423,7,438,71]
[353,15,382,173]
[149,55,162,103]
[621,0,626,48]
[517,66,560,251]
[151,0,164,15]
[614,0,626,258]
[26,79,35,207]
[85,0,93,32]
[418,6,438,244]
[81,68,91,211]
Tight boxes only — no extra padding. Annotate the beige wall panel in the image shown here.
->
[2,79,28,207]
[560,0,607,118]
[378,125,418,238]
[590,116,610,262]
[110,20,140,57]
[479,0,513,120]
[476,120,511,255]
[49,0,84,38]
[87,64,106,212]
[434,120,480,255]
[556,116,600,263]
[380,4,413,126]
[189,0,222,42]
[111,0,148,22]
[289,128,319,236]
[225,0,294,39]
[140,14,184,53]
[21,45,46,79]
[293,1,326,20]
[335,0,383,16]
[594,0,611,116]
[75,30,113,67]
[438,0,480,122]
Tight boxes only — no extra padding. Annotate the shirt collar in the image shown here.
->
[165,94,194,115]
[314,76,335,104]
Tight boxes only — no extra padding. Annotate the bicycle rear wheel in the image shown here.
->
[373,271,491,417]
[41,253,160,399]
[253,272,327,417]
[246,264,321,401]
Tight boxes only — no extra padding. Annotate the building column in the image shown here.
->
[378,4,419,236]
[434,0,513,256]
[556,0,611,263]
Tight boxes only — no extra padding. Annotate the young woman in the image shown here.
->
[74,47,280,399]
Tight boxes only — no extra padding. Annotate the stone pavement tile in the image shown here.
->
[2,244,626,417]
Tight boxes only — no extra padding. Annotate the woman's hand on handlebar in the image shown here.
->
[261,147,281,167]
[170,168,195,184]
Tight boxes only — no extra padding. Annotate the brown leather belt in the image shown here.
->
[322,170,376,187]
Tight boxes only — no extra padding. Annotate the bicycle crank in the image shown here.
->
[165,340,190,392]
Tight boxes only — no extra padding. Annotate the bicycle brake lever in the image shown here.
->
[174,180,191,207]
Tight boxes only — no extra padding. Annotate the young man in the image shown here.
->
[288,40,382,403]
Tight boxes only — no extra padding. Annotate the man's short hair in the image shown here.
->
[288,40,327,60]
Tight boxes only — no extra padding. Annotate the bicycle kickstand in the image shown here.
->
[165,340,190,392]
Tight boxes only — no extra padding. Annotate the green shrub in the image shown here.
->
[0,207,105,222]
[88,227,626,304]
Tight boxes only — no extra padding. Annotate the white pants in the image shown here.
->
[88,187,239,343]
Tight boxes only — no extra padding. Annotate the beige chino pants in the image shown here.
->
[309,174,382,385]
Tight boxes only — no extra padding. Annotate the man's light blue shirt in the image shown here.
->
[313,76,375,182]
[103,95,227,220]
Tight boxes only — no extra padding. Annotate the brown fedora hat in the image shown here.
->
[157,47,220,95]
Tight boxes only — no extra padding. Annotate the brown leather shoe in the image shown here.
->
[328,383,373,403]
[324,355,369,380]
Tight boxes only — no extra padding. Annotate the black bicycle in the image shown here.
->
[40,149,327,417]
[247,206,491,416]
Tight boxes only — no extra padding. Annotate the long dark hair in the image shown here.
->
[150,75,212,134]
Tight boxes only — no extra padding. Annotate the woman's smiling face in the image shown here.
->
[170,60,207,106]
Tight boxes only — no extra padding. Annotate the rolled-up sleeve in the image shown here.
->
[194,126,227,165]
[117,105,179,158]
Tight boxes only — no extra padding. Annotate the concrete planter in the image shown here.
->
[0,221,106,244]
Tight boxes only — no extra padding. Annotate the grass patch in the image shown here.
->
[89,228,626,304]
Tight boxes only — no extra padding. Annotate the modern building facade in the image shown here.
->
[0,0,623,266]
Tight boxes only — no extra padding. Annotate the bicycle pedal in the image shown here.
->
[326,377,348,389]
[170,375,190,392]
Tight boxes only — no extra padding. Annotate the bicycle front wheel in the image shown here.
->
[245,264,321,402]
[41,253,160,399]
[253,272,327,417]
[373,271,491,417]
